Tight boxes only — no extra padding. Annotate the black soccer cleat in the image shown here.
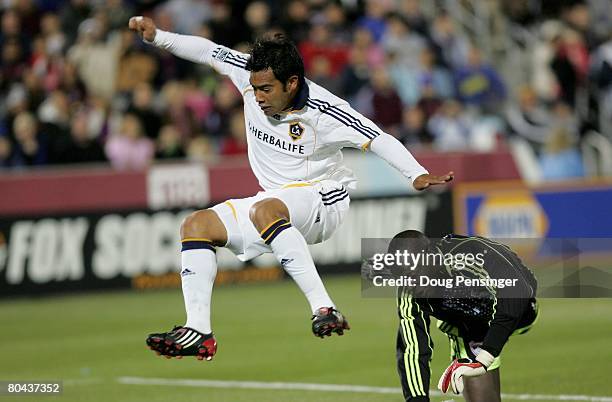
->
[146,326,217,361]
[311,307,350,338]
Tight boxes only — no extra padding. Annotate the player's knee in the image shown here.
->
[181,209,220,240]
[249,198,289,233]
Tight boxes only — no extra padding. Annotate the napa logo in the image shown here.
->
[474,192,548,238]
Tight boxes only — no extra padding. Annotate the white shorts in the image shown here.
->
[211,180,350,261]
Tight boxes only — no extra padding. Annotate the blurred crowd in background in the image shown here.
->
[0,0,611,181]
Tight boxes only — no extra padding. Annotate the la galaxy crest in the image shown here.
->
[289,122,304,141]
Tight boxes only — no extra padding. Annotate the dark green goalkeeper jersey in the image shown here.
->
[399,234,538,357]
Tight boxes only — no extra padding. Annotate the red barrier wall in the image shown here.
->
[0,151,520,216]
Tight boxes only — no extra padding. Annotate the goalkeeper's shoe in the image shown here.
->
[311,307,350,338]
[146,326,217,361]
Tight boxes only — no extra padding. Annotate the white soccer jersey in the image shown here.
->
[151,31,428,190]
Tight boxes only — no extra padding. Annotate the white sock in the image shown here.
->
[264,220,334,313]
[180,243,217,334]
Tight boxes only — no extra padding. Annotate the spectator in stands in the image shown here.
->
[156,124,185,160]
[309,55,341,95]
[160,80,190,138]
[204,79,241,139]
[506,85,553,146]
[186,136,215,162]
[55,109,106,164]
[389,46,453,106]
[501,0,539,26]
[591,33,612,135]
[40,12,66,57]
[127,82,162,140]
[323,2,352,45]
[382,13,426,71]
[21,68,46,113]
[398,105,433,147]
[243,1,271,43]
[105,113,154,170]
[370,66,403,134]
[550,28,589,107]
[12,111,48,166]
[299,23,349,79]
[3,83,29,132]
[281,0,311,45]
[159,0,211,35]
[428,99,474,151]
[219,109,248,156]
[539,127,585,181]
[59,0,91,45]
[13,0,41,38]
[148,9,195,83]
[562,2,598,50]
[351,26,385,69]
[1,39,26,91]
[207,2,242,48]
[1,8,30,57]
[84,96,109,143]
[531,21,562,102]
[38,89,70,131]
[67,14,122,100]
[116,32,159,92]
[183,77,214,130]
[429,12,470,69]
[356,0,392,43]
[398,0,429,37]
[418,46,454,98]
[339,46,371,104]
[0,135,17,168]
[37,89,71,161]
[549,100,579,142]
[101,0,133,33]
[417,82,444,119]
[57,61,86,103]
[453,46,507,111]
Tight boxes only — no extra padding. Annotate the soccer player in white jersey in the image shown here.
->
[129,16,453,361]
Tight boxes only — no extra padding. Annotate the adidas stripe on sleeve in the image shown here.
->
[151,29,250,91]
[311,94,428,184]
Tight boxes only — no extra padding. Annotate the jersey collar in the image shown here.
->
[273,79,309,120]
[289,78,309,111]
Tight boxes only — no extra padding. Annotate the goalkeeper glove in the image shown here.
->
[437,350,495,394]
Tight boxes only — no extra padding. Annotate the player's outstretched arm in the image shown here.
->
[412,171,454,191]
[128,16,216,66]
[369,133,453,191]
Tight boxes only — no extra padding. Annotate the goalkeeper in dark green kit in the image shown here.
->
[365,230,538,402]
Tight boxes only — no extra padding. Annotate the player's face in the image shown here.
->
[250,69,298,116]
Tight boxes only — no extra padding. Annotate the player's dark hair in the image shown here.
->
[245,34,304,85]
[388,230,431,255]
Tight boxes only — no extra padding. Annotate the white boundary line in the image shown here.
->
[117,377,612,401]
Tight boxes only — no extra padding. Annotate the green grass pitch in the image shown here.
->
[1,275,611,402]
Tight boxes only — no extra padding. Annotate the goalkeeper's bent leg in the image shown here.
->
[396,294,433,401]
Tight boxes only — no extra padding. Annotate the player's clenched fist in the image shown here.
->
[128,16,157,42]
